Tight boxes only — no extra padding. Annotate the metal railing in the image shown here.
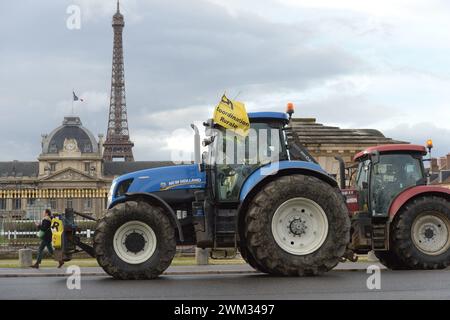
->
[0,217,96,251]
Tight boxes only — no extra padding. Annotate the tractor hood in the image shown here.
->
[109,164,206,204]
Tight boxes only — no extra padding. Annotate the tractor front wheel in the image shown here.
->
[244,174,350,276]
[94,200,176,279]
[374,250,408,270]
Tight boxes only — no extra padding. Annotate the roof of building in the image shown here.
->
[0,161,39,177]
[41,116,99,155]
[103,161,175,177]
[0,160,177,179]
[288,118,407,147]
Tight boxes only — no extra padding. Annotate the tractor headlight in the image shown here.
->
[115,178,134,197]
[107,178,133,209]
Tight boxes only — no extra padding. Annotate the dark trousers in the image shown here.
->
[36,239,54,264]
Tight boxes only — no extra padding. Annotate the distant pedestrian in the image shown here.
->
[31,209,64,269]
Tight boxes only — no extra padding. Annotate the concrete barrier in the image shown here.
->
[195,248,209,265]
[18,248,33,268]
[367,250,379,262]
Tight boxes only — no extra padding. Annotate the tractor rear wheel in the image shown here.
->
[94,200,176,279]
[388,196,450,270]
[244,174,350,276]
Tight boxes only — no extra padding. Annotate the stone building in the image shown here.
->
[0,115,172,219]
[430,154,450,185]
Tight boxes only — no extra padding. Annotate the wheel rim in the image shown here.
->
[271,197,328,255]
[113,221,157,264]
[411,212,450,256]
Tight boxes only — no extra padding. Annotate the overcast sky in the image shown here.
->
[0,0,449,161]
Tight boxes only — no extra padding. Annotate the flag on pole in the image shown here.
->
[73,91,84,102]
[213,94,250,136]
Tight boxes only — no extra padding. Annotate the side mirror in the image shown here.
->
[202,136,215,147]
[362,181,369,189]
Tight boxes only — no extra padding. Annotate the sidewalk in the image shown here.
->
[0,261,385,278]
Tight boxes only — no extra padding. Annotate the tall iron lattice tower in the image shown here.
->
[103,1,134,161]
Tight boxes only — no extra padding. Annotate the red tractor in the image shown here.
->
[341,144,450,269]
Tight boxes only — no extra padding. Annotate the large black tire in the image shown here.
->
[94,200,176,279]
[238,242,271,273]
[374,251,408,270]
[388,196,450,270]
[244,174,350,276]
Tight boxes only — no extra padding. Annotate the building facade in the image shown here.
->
[430,153,450,185]
[0,116,172,219]
[0,116,109,219]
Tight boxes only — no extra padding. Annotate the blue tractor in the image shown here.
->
[93,108,351,279]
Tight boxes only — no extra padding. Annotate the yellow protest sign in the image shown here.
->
[213,94,250,136]
[51,216,64,249]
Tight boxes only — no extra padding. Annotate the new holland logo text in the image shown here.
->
[160,178,202,190]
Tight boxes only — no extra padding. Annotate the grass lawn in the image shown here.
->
[0,256,246,269]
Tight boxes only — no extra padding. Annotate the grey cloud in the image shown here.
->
[298,94,397,127]
[0,0,365,160]
[384,123,450,158]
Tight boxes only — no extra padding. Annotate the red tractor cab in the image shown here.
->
[343,144,450,269]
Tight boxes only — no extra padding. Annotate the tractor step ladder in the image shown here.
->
[372,224,389,250]
[212,209,238,258]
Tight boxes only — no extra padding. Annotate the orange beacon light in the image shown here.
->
[286,102,294,120]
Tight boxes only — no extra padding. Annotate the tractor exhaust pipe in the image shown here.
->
[191,124,201,164]
[334,156,346,189]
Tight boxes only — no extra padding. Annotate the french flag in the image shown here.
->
[73,91,84,102]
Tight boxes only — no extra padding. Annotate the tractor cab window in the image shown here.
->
[370,153,424,215]
[355,159,370,212]
[212,121,286,202]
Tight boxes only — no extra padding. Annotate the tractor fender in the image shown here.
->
[388,185,450,218]
[237,161,338,241]
[239,160,337,202]
[109,192,184,242]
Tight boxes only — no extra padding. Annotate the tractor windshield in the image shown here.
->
[370,153,424,215]
[209,121,287,201]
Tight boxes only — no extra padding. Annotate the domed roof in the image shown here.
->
[42,116,99,154]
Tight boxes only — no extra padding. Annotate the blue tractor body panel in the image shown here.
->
[109,164,206,208]
[239,160,334,201]
[247,112,289,124]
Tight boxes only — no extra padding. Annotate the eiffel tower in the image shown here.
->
[103,0,134,161]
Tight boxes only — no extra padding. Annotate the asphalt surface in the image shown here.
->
[0,262,383,277]
[1,263,450,299]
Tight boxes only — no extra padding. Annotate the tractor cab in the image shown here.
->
[204,112,290,203]
[349,144,427,217]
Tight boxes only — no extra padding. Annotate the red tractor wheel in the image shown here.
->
[388,196,450,270]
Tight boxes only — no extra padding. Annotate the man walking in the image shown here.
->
[31,209,63,268]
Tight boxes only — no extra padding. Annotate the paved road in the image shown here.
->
[1,266,450,299]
